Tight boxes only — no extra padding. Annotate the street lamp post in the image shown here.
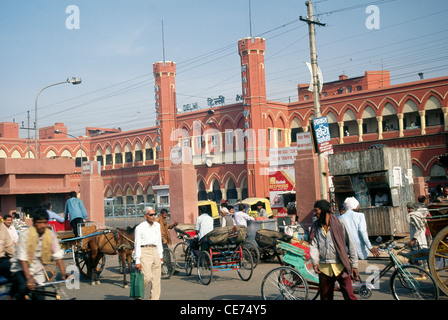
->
[34,77,82,158]
[54,129,89,169]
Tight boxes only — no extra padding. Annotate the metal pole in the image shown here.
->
[35,81,68,158]
[34,78,81,158]
[301,1,328,200]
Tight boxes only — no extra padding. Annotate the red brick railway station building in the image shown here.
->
[1,37,447,215]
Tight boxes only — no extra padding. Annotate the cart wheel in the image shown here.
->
[173,241,189,270]
[184,247,194,276]
[162,248,176,279]
[261,266,308,300]
[42,262,59,282]
[428,225,448,296]
[242,241,260,269]
[74,249,106,279]
[198,251,213,285]
[237,248,254,281]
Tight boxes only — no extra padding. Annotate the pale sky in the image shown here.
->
[1,0,447,138]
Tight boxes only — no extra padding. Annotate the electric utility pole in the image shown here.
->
[300,1,328,200]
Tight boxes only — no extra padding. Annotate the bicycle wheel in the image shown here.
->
[242,241,260,269]
[198,251,213,285]
[173,241,189,270]
[390,265,439,300]
[261,266,308,300]
[237,248,254,281]
[184,247,194,276]
[161,248,176,279]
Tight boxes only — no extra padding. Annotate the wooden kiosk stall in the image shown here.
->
[328,147,414,237]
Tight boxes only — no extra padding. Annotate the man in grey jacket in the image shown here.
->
[309,200,358,300]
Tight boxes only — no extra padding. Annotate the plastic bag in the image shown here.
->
[130,271,144,299]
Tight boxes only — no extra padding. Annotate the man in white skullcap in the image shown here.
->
[339,197,379,260]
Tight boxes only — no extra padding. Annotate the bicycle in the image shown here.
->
[173,226,196,272]
[361,237,439,300]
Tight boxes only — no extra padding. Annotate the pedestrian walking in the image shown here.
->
[339,196,379,259]
[134,206,163,300]
[309,200,359,300]
[155,208,178,272]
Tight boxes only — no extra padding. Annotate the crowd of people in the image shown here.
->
[0,188,438,301]
[0,191,89,300]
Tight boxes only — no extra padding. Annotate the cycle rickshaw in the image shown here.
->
[176,225,254,285]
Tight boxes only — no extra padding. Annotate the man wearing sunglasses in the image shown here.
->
[134,206,164,300]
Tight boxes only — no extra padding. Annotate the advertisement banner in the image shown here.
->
[312,116,333,154]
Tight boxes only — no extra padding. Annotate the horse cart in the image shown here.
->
[48,220,136,287]
[49,221,112,282]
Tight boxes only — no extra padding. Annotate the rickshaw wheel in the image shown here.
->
[428,225,448,296]
[237,248,254,281]
[242,241,260,268]
[261,266,308,300]
[198,251,213,285]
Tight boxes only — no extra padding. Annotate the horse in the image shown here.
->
[87,227,135,287]
[116,226,136,288]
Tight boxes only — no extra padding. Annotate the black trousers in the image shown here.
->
[10,271,46,300]
[0,257,12,280]
[70,217,84,237]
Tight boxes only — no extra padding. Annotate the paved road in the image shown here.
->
[54,253,444,301]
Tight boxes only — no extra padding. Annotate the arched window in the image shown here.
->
[382,103,398,131]
[403,99,419,129]
[425,96,442,127]
[362,106,378,134]
[290,117,303,142]
[343,109,358,136]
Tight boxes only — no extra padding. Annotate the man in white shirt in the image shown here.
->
[134,206,163,300]
[9,208,67,300]
[3,214,19,246]
[195,206,214,240]
[234,204,254,227]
